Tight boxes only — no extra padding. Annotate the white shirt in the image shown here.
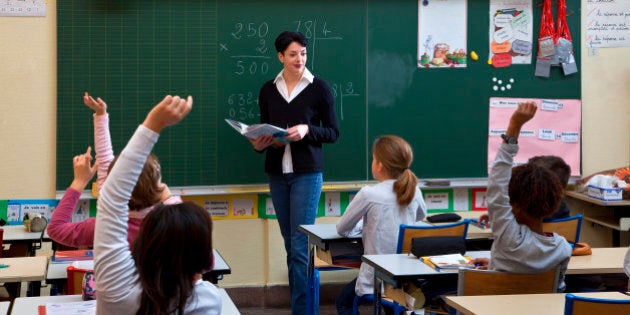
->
[336,180,427,296]
[273,68,314,174]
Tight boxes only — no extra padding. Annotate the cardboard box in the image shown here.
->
[587,185,623,201]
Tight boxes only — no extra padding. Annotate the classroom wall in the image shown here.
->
[0,0,628,288]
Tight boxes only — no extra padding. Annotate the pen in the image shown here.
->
[421,257,440,271]
[0,264,9,269]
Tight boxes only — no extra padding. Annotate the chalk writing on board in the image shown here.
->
[294,19,342,72]
[331,81,360,121]
[585,0,630,47]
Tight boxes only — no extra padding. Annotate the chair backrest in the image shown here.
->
[457,267,561,296]
[564,293,630,315]
[397,220,469,254]
[542,214,582,244]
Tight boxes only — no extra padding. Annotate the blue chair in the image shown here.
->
[564,293,630,314]
[352,294,407,315]
[542,214,583,245]
[352,220,470,314]
[397,220,470,254]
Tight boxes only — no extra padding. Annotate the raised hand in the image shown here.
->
[142,95,193,133]
[83,92,107,116]
[70,146,98,191]
[506,101,537,139]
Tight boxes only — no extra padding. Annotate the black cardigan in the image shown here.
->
[258,77,340,174]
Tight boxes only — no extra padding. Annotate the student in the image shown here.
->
[94,95,221,314]
[471,102,572,292]
[477,155,572,228]
[335,135,427,315]
[47,92,181,248]
[249,31,339,314]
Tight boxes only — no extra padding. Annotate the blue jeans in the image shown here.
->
[268,172,322,315]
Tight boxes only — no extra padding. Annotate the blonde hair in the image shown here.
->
[372,135,418,206]
[108,153,164,210]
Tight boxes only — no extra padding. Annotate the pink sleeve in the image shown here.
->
[47,188,96,248]
[94,113,114,192]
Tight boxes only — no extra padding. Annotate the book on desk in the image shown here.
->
[421,253,474,271]
[51,250,93,263]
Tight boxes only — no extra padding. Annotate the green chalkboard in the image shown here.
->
[56,0,367,189]
[57,1,580,189]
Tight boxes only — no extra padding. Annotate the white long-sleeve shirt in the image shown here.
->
[94,125,222,314]
[336,180,427,296]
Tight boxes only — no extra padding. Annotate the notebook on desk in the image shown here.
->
[38,300,96,315]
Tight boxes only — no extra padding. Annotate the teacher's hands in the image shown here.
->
[285,124,309,142]
[249,135,275,151]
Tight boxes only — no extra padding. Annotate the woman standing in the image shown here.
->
[249,31,339,314]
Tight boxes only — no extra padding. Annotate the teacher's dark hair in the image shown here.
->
[275,31,308,53]
[133,201,214,315]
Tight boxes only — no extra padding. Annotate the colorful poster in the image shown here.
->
[418,0,468,68]
[487,97,581,176]
[586,0,630,48]
[488,0,533,66]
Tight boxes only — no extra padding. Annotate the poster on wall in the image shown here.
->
[417,0,468,68]
[586,0,630,48]
[488,0,533,67]
[487,97,581,176]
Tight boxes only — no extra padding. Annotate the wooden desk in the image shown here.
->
[46,249,231,294]
[0,302,9,315]
[298,218,491,315]
[445,292,630,315]
[567,247,626,274]
[0,256,47,297]
[362,248,628,315]
[11,295,87,314]
[12,290,239,314]
[1,225,49,257]
[566,191,630,247]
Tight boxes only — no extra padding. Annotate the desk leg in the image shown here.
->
[26,281,41,297]
[373,275,382,315]
[306,236,318,315]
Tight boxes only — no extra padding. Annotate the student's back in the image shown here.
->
[484,102,572,291]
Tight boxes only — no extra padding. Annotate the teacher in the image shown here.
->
[249,30,340,314]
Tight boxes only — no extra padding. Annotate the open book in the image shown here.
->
[225,119,288,142]
[421,253,474,270]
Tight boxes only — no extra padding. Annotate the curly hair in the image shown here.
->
[509,163,564,219]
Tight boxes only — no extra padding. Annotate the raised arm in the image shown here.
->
[48,147,98,248]
[84,92,114,191]
[487,102,537,234]
[94,95,192,305]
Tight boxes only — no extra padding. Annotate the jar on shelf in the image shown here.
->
[433,43,450,59]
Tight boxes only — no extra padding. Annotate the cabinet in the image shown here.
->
[566,191,630,247]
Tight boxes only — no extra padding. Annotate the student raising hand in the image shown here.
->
[70,146,98,192]
[142,95,193,133]
[83,92,107,116]
[506,101,537,138]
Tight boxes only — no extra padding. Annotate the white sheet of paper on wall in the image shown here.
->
[538,129,556,141]
[561,131,579,143]
[325,192,341,216]
[72,200,89,222]
[232,198,254,216]
[266,198,275,216]
[204,200,228,217]
[453,188,469,211]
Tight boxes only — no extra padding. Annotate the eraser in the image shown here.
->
[425,180,451,187]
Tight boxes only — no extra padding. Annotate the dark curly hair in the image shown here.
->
[509,163,564,219]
